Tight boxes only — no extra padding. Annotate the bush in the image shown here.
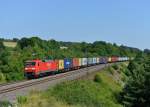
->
[112,64,119,70]
[94,74,102,83]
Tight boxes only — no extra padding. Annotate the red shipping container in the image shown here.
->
[73,58,79,68]
[111,56,119,62]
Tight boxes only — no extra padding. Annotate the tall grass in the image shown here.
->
[50,71,123,107]
[17,90,82,107]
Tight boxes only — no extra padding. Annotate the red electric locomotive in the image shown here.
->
[24,59,58,78]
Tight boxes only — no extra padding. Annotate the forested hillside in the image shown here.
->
[0,37,141,83]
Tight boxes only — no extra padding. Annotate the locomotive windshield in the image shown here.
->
[25,62,36,66]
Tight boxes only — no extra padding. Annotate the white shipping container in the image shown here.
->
[93,58,97,64]
[88,58,93,65]
[82,58,87,66]
[96,57,100,64]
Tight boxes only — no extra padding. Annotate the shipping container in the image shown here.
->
[78,58,82,67]
[119,57,124,62]
[99,57,103,64]
[123,57,125,61]
[88,58,93,65]
[96,57,100,64]
[99,57,107,64]
[64,58,73,69]
[93,57,97,64]
[73,58,79,68]
[126,57,129,61]
[111,56,119,62]
[104,57,108,64]
[81,58,87,66]
[108,57,112,63]
[58,59,64,70]
[118,57,122,62]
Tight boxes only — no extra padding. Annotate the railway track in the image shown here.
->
[0,80,27,87]
[0,63,114,102]
[0,67,88,94]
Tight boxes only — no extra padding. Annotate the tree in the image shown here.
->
[13,38,19,42]
[0,41,5,51]
[121,54,150,107]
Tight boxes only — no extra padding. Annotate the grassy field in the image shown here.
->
[5,63,128,107]
[3,41,17,48]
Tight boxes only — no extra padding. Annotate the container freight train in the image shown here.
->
[24,56,129,78]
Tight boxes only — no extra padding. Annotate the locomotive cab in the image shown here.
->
[24,60,40,78]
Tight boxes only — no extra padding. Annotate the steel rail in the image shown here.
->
[0,65,98,94]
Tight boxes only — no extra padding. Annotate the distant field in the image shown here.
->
[3,41,17,48]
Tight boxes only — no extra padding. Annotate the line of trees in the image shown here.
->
[0,37,141,82]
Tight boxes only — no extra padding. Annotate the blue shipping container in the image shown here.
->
[99,57,107,64]
[64,58,73,69]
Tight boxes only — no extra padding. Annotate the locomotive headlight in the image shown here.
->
[32,68,35,70]
[25,68,28,70]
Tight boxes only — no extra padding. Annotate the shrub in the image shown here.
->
[94,74,102,83]
[112,64,119,70]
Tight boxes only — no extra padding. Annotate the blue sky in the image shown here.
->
[0,0,149,49]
